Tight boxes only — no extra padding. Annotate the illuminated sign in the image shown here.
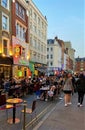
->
[14,46,21,56]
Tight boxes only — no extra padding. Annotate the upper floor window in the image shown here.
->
[30,9,32,17]
[1,0,9,9]
[21,47,25,57]
[3,39,8,55]
[33,12,37,21]
[50,62,53,66]
[2,13,9,31]
[16,2,25,20]
[50,47,53,51]
[50,54,53,59]
[16,23,26,41]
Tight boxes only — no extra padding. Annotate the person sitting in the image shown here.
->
[47,85,56,100]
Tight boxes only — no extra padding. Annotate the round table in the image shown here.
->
[6,98,23,124]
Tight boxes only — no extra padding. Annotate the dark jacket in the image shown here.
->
[76,74,85,93]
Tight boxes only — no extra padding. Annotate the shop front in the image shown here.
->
[0,56,13,79]
[12,36,31,79]
[13,57,31,78]
[13,65,31,78]
[34,63,47,76]
[29,61,35,78]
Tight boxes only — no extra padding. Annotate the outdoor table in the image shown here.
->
[6,98,23,124]
[40,87,49,91]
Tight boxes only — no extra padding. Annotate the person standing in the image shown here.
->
[76,73,85,107]
[63,73,74,107]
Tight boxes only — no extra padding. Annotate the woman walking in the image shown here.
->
[76,73,85,107]
[63,73,74,107]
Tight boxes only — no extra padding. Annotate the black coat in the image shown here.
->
[76,77,85,93]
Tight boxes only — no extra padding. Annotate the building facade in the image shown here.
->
[26,0,48,76]
[0,0,12,79]
[75,57,85,73]
[64,41,75,72]
[47,38,62,76]
[11,0,30,78]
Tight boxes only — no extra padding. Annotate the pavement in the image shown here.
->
[0,93,85,130]
[33,93,85,130]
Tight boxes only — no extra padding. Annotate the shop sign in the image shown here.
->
[14,46,21,56]
[19,59,29,66]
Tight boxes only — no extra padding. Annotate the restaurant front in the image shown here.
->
[12,36,31,79]
[0,56,13,79]
[13,57,31,78]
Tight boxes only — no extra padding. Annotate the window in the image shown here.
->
[16,2,18,15]
[16,2,25,20]
[34,39,36,48]
[30,37,32,45]
[50,62,53,66]
[30,9,32,17]
[50,47,53,51]
[42,22,44,28]
[47,55,49,59]
[38,17,40,24]
[3,39,8,55]
[33,13,37,21]
[2,13,9,31]
[50,54,53,59]
[1,0,9,9]
[21,47,25,57]
[16,23,26,41]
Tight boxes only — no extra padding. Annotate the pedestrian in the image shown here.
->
[63,73,74,107]
[76,73,85,107]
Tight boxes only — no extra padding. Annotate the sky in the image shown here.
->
[32,0,85,58]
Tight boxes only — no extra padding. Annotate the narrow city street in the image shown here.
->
[0,93,61,130]
[0,1,84,130]
[0,92,85,130]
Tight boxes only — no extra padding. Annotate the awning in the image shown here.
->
[0,56,13,64]
[36,68,47,73]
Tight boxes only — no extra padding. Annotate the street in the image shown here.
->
[0,93,60,130]
[0,93,85,130]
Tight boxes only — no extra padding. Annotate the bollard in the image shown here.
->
[23,104,26,130]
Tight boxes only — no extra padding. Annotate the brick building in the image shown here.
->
[75,57,85,73]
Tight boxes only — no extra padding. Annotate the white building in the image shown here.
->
[47,38,62,75]
[26,0,48,75]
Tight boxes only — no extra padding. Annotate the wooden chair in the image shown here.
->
[21,100,37,125]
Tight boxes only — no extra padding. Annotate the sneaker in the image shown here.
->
[37,96,40,99]
[65,104,68,107]
[45,99,48,101]
[77,103,80,107]
[80,104,83,107]
[68,102,72,105]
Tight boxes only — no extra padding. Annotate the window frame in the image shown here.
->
[1,0,9,10]
[2,38,9,55]
[2,12,9,31]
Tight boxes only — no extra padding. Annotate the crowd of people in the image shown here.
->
[0,71,85,107]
